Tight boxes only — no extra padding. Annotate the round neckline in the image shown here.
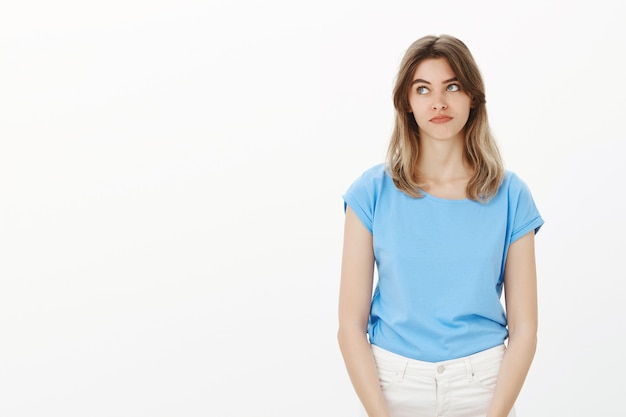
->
[419,188,471,204]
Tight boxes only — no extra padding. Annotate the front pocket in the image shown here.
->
[376,361,401,389]
[470,361,500,391]
[372,353,405,389]
[371,346,409,390]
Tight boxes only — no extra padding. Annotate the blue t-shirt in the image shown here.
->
[343,163,544,362]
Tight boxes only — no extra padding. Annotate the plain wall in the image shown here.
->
[1,1,625,416]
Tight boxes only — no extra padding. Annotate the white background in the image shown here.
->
[1,1,625,416]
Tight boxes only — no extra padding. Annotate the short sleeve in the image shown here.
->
[508,173,544,244]
[342,165,384,234]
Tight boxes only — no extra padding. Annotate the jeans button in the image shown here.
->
[437,365,445,374]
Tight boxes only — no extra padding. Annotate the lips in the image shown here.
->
[430,115,453,124]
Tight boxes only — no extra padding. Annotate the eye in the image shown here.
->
[447,83,461,92]
[416,86,429,95]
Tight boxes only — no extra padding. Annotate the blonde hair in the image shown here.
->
[386,34,504,202]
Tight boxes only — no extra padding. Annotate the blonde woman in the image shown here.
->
[338,35,544,417]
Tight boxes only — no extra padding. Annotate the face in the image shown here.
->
[407,58,473,143]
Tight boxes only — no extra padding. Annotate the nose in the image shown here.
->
[432,93,448,111]
[432,101,448,111]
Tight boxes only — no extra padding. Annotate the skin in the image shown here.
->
[337,58,539,417]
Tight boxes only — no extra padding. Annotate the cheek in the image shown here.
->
[456,97,473,115]
[407,98,424,115]
[462,95,473,109]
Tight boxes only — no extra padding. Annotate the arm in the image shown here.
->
[337,206,390,417]
[486,230,539,417]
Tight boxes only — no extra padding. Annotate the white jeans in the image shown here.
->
[363,344,516,417]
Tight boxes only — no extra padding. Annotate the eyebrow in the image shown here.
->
[411,77,458,85]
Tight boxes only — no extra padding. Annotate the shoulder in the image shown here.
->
[500,170,533,195]
[343,162,390,205]
[500,171,544,238]
[343,163,390,232]
[355,162,388,181]
[346,163,389,190]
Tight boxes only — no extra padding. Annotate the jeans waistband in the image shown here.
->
[371,344,505,379]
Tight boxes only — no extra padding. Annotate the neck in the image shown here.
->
[415,136,471,182]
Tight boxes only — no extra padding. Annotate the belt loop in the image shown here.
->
[398,360,408,382]
[464,358,473,379]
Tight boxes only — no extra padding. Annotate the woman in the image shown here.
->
[338,35,544,417]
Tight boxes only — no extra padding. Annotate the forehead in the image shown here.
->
[412,58,455,82]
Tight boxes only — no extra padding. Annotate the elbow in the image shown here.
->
[508,323,538,352]
[337,323,368,352]
[336,325,351,351]
[337,327,349,356]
